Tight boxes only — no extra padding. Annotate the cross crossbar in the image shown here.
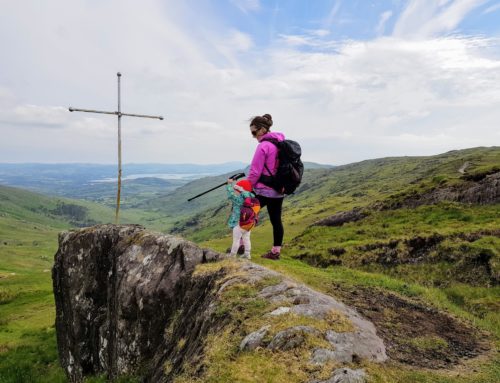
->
[69,107,164,120]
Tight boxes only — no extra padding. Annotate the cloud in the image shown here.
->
[483,2,500,13]
[393,0,488,38]
[230,0,261,13]
[376,11,393,36]
[227,30,254,51]
[0,0,499,165]
[324,0,342,29]
[0,104,69,129]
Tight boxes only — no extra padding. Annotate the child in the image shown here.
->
[226,178,255,259]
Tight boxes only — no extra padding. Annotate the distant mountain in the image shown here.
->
[0,162,247,205]
[303,161,334,169]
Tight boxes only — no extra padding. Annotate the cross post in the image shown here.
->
[69,72,163,224]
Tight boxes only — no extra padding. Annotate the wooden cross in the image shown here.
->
[69,72,163,224]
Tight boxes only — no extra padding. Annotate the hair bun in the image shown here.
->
[249,114,273,131]
[262,114,273,126]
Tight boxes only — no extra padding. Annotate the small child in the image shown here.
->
[226,179,254,259]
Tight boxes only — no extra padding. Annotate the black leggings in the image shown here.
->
[256,195,284,246]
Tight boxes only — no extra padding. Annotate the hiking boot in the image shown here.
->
[261,251,280,260]
[241,253,251,260]
[237,245,245,255]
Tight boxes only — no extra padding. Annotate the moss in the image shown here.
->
[177,337,186,350]
[406,335,449,352]
[255,275,283,289]
[124,231,148,247]
[258,311,353,335]
[164,309,182,341]
[174,327,336,383]
[192,258,240,277]
[163,360,174,376]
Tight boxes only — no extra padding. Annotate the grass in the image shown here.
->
[1,146,499,382]
[200,203,500,382]
[174,262,344,383]
[0,213,65,382]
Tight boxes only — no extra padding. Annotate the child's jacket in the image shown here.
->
[226,184,254,228]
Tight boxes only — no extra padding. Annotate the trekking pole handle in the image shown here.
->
[228,172,246,181]
[187,172,246,202]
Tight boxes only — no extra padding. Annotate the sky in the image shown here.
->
[1,0,499,166]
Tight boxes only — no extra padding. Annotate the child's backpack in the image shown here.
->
[239,197,260,231]
[259,138,304,195]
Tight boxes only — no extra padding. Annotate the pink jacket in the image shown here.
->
[248,131,285,198]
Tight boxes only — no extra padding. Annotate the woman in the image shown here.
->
[247,114,285,260]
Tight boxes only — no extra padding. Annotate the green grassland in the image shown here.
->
[197,147,500,383]
[0,186,165,382]
[1,147,499,382]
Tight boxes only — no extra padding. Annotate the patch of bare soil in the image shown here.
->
[328,284,490,369]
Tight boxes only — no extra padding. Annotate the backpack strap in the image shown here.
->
[260,137,279,146]
[263,163,274,178]
[260,137,279,177]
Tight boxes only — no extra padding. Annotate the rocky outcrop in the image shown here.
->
[52,225,224,382]
[386,171,500,208]
[315,172,500,227]
[52,225,387,382]
[314,208,368,227]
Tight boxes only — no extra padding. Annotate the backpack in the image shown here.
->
[258,138,304,195]
[239,197,260,231]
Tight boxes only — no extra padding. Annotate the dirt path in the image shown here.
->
[458,161,471,174]
[327,283,490,369]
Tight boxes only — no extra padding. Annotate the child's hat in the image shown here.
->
[234,179,252,192]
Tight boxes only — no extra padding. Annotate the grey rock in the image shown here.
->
[52,225,386,382]
[326,330,386,363]
[329,368,366,383]
[53,225,230,382]
[310,368,366,383]
[258,278,387,363]
[267,326,320,351]
[314,208,368,227]
[310,348,338,364]
[240,325,270,351]
[267,306,291,316]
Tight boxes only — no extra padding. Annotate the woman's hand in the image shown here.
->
[227,178,234,184]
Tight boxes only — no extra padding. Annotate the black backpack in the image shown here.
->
[258,138,304,195]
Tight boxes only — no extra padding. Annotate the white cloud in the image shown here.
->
[230,0,261,13]
[324,0,342,29]
[310,29,331,37]
[0,0,499,165]
[393,0,488,38]
[376,11,393,36]
[227,30,254,52]
[483,2,500,13]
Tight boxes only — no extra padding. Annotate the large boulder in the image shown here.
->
[52,225,386,382]
[52,225,223,382]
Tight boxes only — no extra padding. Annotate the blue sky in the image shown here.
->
[0,0,499,165]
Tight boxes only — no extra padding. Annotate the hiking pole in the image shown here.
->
[187,172,245,201]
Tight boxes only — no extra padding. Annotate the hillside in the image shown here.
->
[0,184,161,229]
[168,146,499,241]
[0,146,498,382]
[197,146,499,382]
[134,161,332,231]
